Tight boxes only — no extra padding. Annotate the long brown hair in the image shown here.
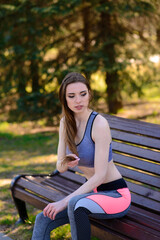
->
[59,72,91,155]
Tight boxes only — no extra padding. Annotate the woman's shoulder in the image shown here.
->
[92,113,111,141]
[60,116,65,124]
[94,113,109,128]
[59,117,65,133]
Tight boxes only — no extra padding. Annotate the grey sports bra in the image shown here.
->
[66,111,113,168]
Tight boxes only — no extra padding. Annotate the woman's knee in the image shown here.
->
[34,211,51,226]
[68,195,90,218]
[68,196,77,212]
[35,212,44,223]
[68,195,85,211]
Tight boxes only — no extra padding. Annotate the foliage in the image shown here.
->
[0,0,159,117]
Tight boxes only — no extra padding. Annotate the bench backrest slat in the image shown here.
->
[113,153,160,175]
[111,129,160,149]
[131,193,160,212]
[102,114,160,138]
[126,181,159,202]
[117,166,159,188]
[112,141,160,162]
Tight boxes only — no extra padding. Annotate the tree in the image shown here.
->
[0,0,159,120]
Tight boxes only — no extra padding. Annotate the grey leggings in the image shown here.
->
[32,186,131,240]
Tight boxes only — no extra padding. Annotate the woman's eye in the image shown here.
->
[81,93,87,97]
[68,95,74,98]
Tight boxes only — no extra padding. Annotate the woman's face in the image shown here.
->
[65,82,90,113]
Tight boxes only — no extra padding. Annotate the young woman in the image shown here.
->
[32,72,131,240]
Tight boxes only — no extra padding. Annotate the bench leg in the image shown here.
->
[12,196,28,224]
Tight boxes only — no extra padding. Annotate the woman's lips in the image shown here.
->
[75,105,83,110]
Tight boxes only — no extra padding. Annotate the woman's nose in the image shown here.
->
[75,95,81,103]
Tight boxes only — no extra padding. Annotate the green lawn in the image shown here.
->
[0,126,60,239]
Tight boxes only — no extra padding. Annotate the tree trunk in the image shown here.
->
[105,71,122,113]
[82,1,91,81]
[17,64,27,97]
[30,60,40,92]
[100,3,122,113]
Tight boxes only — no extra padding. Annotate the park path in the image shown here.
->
[0,232,12,240]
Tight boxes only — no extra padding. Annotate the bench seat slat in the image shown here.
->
[26,175,80,191]
[97,211,160,237]
[130,205,160,223]
[42,181,72,195]
[14,187,50,209]
[25,176,46,184]
[122,217,160,239]
[44,178,81,193]
[16,178,66,201]
[113,153,160,175]
[113,141,160,162]
[14,184,66,203]
[25,174,82,194]
[91,214,160,240]
[129,208,160,231]
[25,176,80,196]
[111,129,160,149]
[91,223,128,240]
[45,174,84,186]
[59,171,86,183]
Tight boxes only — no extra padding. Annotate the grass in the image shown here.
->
[0,125,59,240]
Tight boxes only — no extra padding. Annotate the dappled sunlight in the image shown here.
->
[7,224,33,240]
[0,154,57,178]
[117,99,160,124]
[0,120,58,135]
[0,179,11,187]
[91,71,106,92]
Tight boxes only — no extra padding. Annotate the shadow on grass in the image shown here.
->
[0,131,58,152]
[0,131,59,178]
[137,112,160,120]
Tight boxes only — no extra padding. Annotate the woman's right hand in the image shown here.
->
[65,154,80,168]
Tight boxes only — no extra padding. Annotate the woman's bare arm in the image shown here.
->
[56,119,79,172]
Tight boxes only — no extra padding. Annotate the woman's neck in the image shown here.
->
[74,108,92,123]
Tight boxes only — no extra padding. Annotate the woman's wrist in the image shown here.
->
[63,197,69,207]
[57,161,68,172]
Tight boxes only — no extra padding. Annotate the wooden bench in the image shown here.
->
[10,114,160,240]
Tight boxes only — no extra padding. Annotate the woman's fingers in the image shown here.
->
[43,203,54,217]
[68,158,80,167]
[67,154,79,160]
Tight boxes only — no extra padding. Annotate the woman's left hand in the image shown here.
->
[43,199,67,220]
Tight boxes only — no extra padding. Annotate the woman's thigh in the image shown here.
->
[69,188,131,219]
